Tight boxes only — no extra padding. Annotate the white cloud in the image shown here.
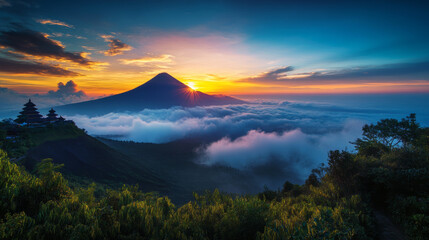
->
[198,120,363,182]
[67,101,387,144]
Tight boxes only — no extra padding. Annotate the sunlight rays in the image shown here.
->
[180,87,200,104]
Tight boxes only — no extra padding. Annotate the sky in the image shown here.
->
[0,0,429,98]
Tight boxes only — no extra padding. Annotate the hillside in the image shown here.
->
[2,115,427,239]
[25,135,169,194]
[1,120,256,203]
[0,121,172,197]
[98,138,258,202]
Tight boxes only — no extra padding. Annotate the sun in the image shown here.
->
[187,82,197,90]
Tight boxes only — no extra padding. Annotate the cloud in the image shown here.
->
[243,66,295,82]
[119,54,173,66]
[290,61,429,82]
[51,33,87,39]
[100,34,114,39]
[82,46,96,51]
[198,120,362,183]
[33,80,90,106]
[44,80,87,100]
[264,66,294,77]
[101,35,132,56]
[0,81,90,114]
[0,0,11,8]
[64,101,382,186]
[66,100,390,144]
[244,61,429,84]
[0,57,81,76]
[37,19,74,28]
[8,95,421,188]
[0,28,94,66]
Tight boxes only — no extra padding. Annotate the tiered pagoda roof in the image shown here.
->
[46,108,58,122]
[15,99,44,124]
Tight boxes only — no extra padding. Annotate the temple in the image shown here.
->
[15,99,69,125]
[46,108,58,122]
[15,99,44,124]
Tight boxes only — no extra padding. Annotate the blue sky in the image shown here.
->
[0,0,428,96]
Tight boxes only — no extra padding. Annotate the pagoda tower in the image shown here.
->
[15,99,44,124]
[46,108,58,122]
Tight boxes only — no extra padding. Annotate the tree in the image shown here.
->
[326,150,360,193]
[353,114,420,153]
[305,173,319,187]
[35,159,71,202]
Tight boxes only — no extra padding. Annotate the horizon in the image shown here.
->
[1,2,429,238]
[1,0,429,101]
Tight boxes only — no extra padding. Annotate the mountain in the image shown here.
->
[23,127,256,204]
[57,73,245,116]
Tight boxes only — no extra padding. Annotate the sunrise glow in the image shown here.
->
[1,2,429,239]
[186,82,197,90]
[0,1,428,98]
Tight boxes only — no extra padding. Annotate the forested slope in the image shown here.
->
[0,114,427,239]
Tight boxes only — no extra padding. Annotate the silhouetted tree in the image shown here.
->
[354,114,420,152]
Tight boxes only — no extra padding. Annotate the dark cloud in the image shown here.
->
[45,80,87,99]
[0,81,90,113]
[266,66,294,76]
[299,61,429,82]
[0,28,94,65]
[102,36,132,56]
[245,66,294,82]
[0,57,80,76]
[244,61,429,83]
[33,80,90,106]
[0,0,11,8]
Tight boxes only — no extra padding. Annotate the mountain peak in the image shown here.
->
[155,72,173,78]
[144,72,187,88]
[57,72,246,116]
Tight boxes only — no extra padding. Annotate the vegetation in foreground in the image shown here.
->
[0,114,427,239]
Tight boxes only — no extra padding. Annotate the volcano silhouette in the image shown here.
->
[57,73,245,116]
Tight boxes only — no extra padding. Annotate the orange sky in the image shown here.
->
[1,1,429,98]
[1,31,429,97]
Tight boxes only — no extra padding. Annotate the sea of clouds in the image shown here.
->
[65,98,407,183]
[68,100,391,143]
[0,93,424,187]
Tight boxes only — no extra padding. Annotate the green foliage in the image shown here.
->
[326,150,362,195]
[389,196,429,239]
[258,192,373,240]
[330,114,429,239]
[0,212,35,240]
[354,114,419,151]
[1,114,427,239]
[0,149,375,239]
[0,120,85,159]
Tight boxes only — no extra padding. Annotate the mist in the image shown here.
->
[198,120,363,185]
[64,95,426,187]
